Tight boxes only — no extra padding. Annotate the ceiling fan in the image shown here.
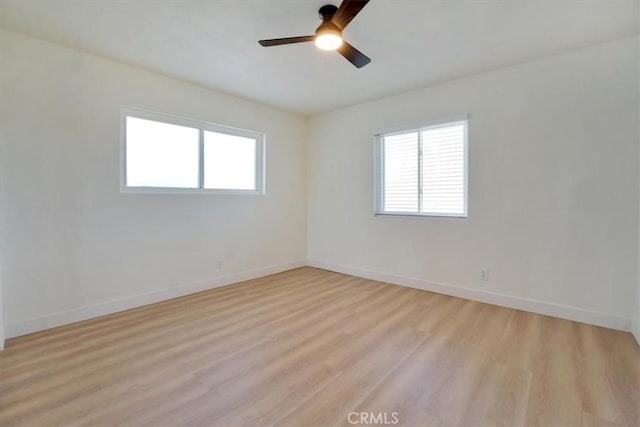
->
[258,0,371,68]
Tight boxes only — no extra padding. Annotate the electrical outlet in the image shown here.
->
[480,268,489,281]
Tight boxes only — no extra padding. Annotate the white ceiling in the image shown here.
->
[0,0,637,115]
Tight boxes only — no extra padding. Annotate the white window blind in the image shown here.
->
[375,120,467,217]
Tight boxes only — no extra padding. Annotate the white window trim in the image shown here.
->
[373,116,468,219]
[120,107,266,195]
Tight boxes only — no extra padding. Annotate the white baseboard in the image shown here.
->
[5,260,306,339]
[307,260,632,332]
[633,319,640,347]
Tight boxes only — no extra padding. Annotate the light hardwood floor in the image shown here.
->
[0,267,638,426]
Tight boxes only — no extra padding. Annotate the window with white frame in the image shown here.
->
[121,108,265,194]
[374,119,468,217]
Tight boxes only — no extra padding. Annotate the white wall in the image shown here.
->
[0,29,308,338]
[635,23,640,344]
[0,270,3,350]
[0,35,6,348]
[308,37,639,330]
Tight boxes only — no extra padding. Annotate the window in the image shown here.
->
[374,119,468,217]
[121,108,265,194]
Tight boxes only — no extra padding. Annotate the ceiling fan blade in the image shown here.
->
[337,41,371,68]
[332,0,370,30]
[259,35,315,47]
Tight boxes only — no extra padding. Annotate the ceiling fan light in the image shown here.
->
[315,33,343,50]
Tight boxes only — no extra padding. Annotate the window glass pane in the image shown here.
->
[383,132,419,212]
[204,131,257,190]
[126,117,199,188]
[420,124,465,215]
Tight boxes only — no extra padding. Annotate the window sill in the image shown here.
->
[120,187,264,195]
[374,212,467,219]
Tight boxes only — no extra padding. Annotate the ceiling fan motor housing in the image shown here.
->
[317,4,341,37]
[316,21,341,38]
[318,4,338,20]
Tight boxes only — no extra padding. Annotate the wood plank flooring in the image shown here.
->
[0,267,638,426]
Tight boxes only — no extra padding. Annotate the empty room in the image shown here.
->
[0,0,639,426]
